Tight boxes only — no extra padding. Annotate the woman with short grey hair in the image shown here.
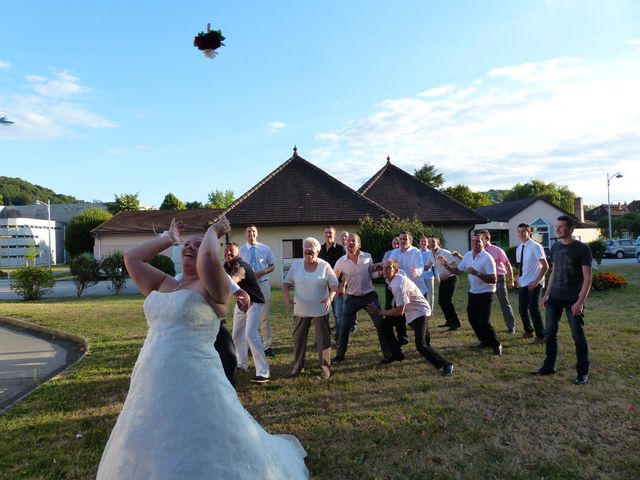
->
[283,237,338,380]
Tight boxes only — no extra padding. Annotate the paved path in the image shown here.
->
[0,323,83,412]
[0,278,141,301]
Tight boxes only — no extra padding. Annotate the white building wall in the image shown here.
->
[0,218,60,267]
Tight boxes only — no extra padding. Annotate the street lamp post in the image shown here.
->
[35,200,52,268]
[606,172,623,240]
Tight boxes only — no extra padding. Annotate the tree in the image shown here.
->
[65,208,112,258]
[484,189,508,204]
[442,184,492,209]
[503,180,575,213]
[10,266,56,300]
[357,215,443,263]
[159,193,186,210]
[414,163,445,189]
[207,190,234,208]
[107,193,142,214]
[598,211,640,239]
[69,253,100,297]
[101,250,127,295]
[0,176,80,205]
[185,201,204,209]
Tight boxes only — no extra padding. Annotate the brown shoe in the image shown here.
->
[521,331,534,339]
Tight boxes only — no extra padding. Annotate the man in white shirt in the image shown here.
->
[366,259,454,377]
[515,223,549,343]
[239,225,277,357]
[419,236,435,311]
[332,233,403,364]
[382,236,407,345]
[424,236,461,330]
[442,234,503,355]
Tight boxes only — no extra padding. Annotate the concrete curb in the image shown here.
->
[0,316,88,414]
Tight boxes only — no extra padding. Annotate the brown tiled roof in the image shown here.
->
[358,159,487,224]
[92,209,223,235]
[212,148,393,227]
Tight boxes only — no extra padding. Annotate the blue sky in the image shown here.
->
[1,1,639,208]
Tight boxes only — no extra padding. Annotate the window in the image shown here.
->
[530,218,552,250]
[281,239,303,281]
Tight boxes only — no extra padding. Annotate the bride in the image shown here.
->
[96,217,308,479]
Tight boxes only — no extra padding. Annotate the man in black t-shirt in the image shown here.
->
[223,242,270,383]
[318,226,346,342]
[533,216,592,385]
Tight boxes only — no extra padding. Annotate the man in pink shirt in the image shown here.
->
[332,233,403,365]
[478,230,517,334]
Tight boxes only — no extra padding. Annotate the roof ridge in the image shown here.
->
[358,159,390,195]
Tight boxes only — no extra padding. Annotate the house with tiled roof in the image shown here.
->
[92,148,506,286]
[474,197,599,251]
[358,157,488,250]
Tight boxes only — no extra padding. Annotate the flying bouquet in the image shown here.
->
[194,24,225,59]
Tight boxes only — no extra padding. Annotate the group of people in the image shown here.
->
[96,214,593,478]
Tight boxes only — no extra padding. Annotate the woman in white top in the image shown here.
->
[283,237,339,380]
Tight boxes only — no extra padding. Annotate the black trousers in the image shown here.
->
[336,291,401,360]
[214,320,237,387]
[408,315,451,369]
[438,275,461,327]
[385,283,408,344]
[467,292,500,349]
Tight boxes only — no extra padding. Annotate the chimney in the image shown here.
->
[574,197,584,223]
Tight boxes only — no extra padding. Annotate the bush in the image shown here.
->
[0,269,7,279]
[506,245,518,273]
[70,253,100,297]
[101,250,127,295]
[9,266,56,300]
[357,215,443,263]
[149,254,176,276]
[592,272,627,291]
[588,239,605,265]
[65,208,112,258]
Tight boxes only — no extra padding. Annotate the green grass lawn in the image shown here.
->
[1,265,639,479]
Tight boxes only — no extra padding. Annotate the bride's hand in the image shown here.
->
[163,219,184,243]
[210,216,231,238]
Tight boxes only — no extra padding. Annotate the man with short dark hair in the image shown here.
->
[424,236,461,330]
[534,216,592,385]
[515,223,548,342]
[318,226,346,342]
[442,234,502,355]
[240,225,276,357]
[332,233,403,364]
[478,230,517,334]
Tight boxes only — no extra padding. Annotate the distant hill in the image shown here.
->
[0,177,83,205]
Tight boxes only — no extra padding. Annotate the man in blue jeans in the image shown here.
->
[533,215,592,385]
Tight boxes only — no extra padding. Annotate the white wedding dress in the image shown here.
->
[97,289,308,479]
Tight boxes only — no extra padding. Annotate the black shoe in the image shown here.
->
[521,331,534,339]
[507,327,516,334]
[533,336,545,345]
[574,374,589,385]
[250,376,270,383]
[331,356,345,365]
[441,364,454,377]
[437,323,450,328]
[398,337,409,346]
[493,344,503,356]
[264,348,276,357]
[447,325,460,331]
[531,367,556,376]
[381,353,405,364]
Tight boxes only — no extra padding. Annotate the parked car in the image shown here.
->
[636,236,640,263]
[603,239,636,259]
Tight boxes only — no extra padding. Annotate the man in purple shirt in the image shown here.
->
[478,230,516,334]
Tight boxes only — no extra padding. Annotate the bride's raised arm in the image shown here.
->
[197,216,231,312]
[124,219,182,296]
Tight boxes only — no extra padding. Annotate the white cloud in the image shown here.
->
[418,85,455,97]
[0,69,115,140]
[268,121,286,133]
[27,70,91,98]
[488,57,588,83]
[0,60,11,70]
[624,38,640,49]
[315,56,640,204]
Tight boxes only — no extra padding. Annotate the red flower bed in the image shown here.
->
[592,272,627,291]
